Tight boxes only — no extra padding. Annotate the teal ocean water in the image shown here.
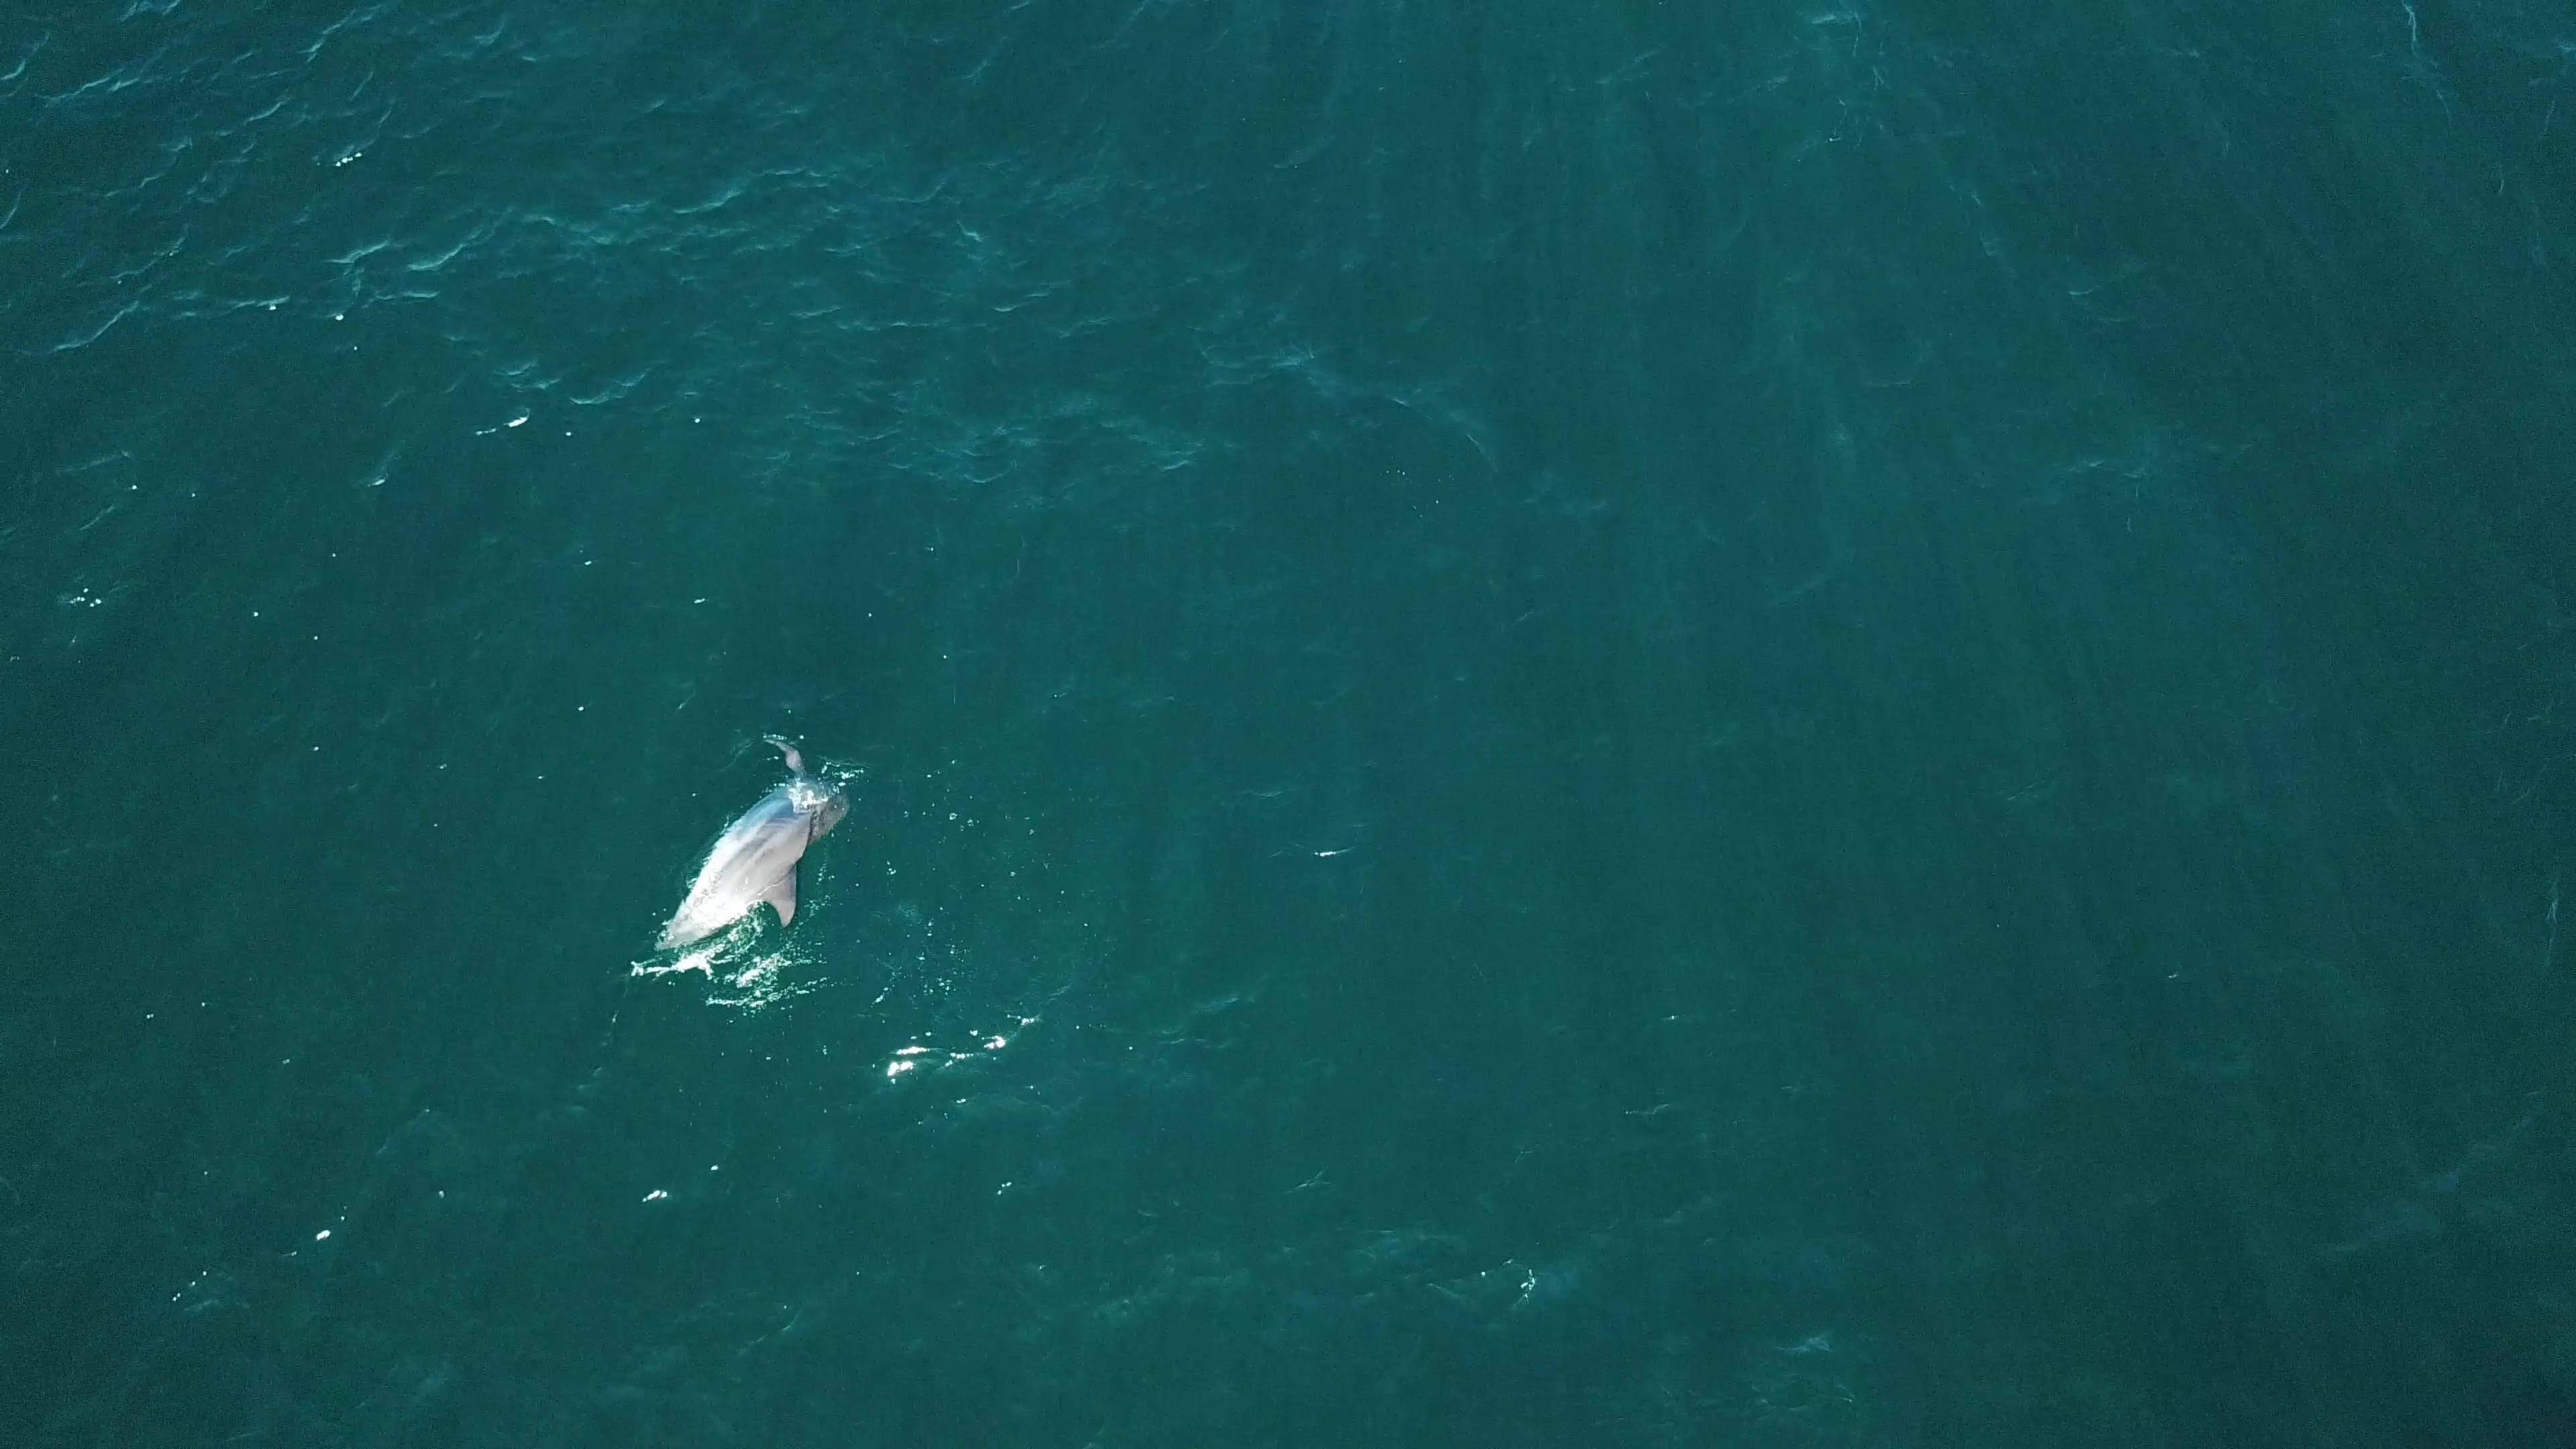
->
[7,1,2576,1443]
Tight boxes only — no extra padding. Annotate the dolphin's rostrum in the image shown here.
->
[658,736,849,949]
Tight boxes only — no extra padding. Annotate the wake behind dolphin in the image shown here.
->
[658,736,848,949]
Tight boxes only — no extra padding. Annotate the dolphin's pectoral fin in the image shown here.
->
[763,869,798,928]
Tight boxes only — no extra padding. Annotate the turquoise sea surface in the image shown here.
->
[6,1,2576,1444]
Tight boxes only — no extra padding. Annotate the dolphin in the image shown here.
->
[657,736,849,949]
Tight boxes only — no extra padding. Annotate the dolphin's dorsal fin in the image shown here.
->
[765,734,806,775]
[763,869,798,927]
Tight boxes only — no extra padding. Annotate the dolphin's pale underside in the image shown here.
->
[658,738,848,949]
